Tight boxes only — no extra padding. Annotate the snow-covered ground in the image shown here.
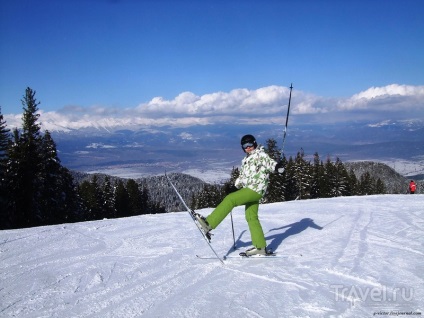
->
[380,158,424,178]
[1,195,423,317]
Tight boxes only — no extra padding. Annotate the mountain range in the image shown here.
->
[52,119,424,182]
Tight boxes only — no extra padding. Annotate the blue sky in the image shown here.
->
[1,0,423,128]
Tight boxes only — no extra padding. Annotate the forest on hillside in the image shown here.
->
[0,88,165,230]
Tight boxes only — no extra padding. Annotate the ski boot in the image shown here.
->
[194,213,212,240]
[240,247,274,257]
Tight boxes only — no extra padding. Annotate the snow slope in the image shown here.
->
[1,195,423,318]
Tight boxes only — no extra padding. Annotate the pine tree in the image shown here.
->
[347,169,359,195]
[5,88,44,228]
[102,176,116,218]
[332,158,349,196]
[222,167,239,195]
[38,131,79,224]
[321,157,335,198]
[264,138,281,161]
[284,156,298,201]
[2,89,90,228]
[358,172,374,195]
[294,149,310,199]
[0,107,9,162]
[78,175,104,220]
[57,166,82,223]
[263,138,285,203]
[114,179,130,217]
[310,152,324,199]
[127,179,145,216]
[374,178,387,194]
[4,129,21,227]
[194,183,222,209]
[137,182,157,214]
[0,107,11,228]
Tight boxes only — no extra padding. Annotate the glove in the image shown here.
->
[275,161,285,174]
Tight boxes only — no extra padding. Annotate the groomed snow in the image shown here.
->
[1,195,423,317]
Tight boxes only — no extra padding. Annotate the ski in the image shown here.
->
[239,251,277,257]
[166,173,224,264]
[196,253,287,260]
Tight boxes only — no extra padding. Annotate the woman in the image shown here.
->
[195,134,284,256]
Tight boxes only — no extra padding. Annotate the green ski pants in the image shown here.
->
[206,187,266,249]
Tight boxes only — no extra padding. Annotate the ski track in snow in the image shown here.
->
[1,195,423,317]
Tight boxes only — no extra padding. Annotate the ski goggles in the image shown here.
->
[242,142,254,149]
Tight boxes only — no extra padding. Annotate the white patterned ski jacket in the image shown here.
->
[234,145,277,196]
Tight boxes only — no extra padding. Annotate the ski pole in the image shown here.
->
[230,211,236,250]
[281,83,293,158]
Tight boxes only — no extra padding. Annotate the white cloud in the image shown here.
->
[352,84,422,100]
[4,84,424,131]
[135,85,290,117]
[338,84,424,111]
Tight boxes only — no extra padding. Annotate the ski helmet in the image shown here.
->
[240,134,257,151]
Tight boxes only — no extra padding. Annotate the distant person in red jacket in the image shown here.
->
[409,180,416,194]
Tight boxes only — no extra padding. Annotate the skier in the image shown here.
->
[195,134,284,256]
[409,180,416,194]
